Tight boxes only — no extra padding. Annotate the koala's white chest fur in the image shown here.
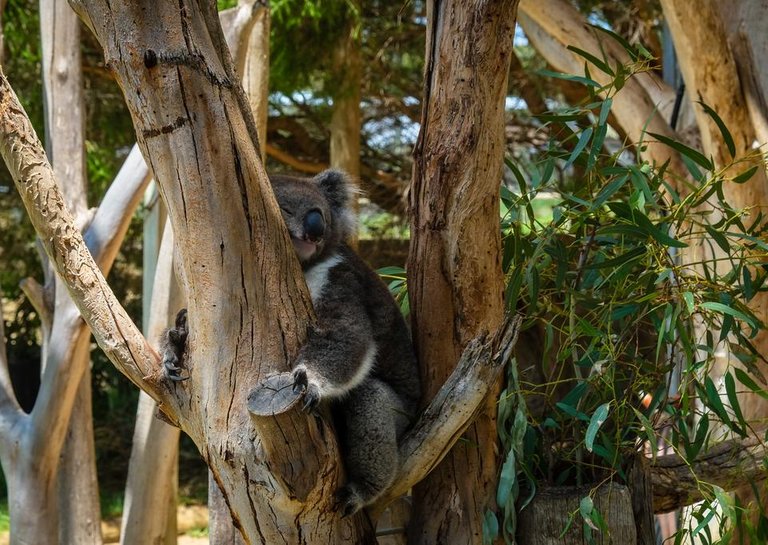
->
[304,254,344,303]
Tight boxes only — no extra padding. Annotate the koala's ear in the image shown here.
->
[313,169,352,211]
[313,169,357,240]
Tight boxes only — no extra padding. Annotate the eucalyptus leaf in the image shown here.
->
[585,402,610,452]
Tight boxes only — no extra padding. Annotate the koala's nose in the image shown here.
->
[303,209,325,242]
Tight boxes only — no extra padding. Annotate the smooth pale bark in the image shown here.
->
[518,0,689,179]
[221,0,269,162]
[238,0,269,163]
[40,1,103,542]
[120,211,181,545]
[407,2,517,544]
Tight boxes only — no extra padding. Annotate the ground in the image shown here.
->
[0,505,210,544]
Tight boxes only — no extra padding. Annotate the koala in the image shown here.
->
[161,170,421,517]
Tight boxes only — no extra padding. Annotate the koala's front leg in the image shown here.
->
[159,309,189,381]
[290,310,376,412]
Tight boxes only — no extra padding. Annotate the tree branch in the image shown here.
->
[373,314,522,513]
[28,143,154,453]
[518,0,688,178]
[0,69,167,406]
[83,144,151,269]
[19,276,52,336]
[265,142,326,174]
[651,435,768,514]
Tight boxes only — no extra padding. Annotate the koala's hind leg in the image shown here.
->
[335,379,410,517]
[159,309,189,381]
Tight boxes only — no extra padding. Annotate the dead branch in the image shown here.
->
[651,435,768,514]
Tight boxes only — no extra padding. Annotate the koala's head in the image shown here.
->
[270,169,356,268]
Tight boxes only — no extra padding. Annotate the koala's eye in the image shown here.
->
[303,209,325,242]
[279,206,293,217]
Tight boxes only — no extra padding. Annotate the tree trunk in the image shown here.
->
[66,1,373,542]
[120,208,181,545]
[517,484,637,545]
[330,7,362,180]
[718,1,768,149]
[407,2,517,544]
[238,0,269,163]
[210,6,270,540]
[660,2,768,541]
[40,0,104,542]
[221,0,270,161]
[120,7,270,542]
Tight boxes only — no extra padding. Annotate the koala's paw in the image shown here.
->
[291,366,321,413]
[161,309,189,382]
[335,484,365,518]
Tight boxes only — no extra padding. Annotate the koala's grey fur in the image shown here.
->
[161,170,420,517]
[271,170,420,516]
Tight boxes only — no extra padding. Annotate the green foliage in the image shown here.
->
[270,0,359,95]
[377,266,409,318]
[492,34,768,544]
[0,500,8,533]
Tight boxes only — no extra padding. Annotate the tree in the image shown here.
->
[1,1,518,543]
[407,1,518,543]
[119,4,271,543]
[0,2,150,542]
[3,1,768,543]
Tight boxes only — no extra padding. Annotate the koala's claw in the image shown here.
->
[292,367,308,394]
[163,358,189,382]
[301,384,321,412]
[292,367,321,413]
[161,309,189,382]
[335,486,364,518]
